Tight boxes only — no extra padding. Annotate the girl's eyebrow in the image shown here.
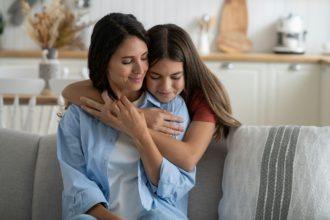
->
[171,72,184,76]
[148,71,183,75]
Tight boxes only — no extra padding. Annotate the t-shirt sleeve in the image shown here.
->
[189,92,216,123]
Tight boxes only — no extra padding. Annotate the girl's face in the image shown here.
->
[107,36,148,100]
[146,58,185,103]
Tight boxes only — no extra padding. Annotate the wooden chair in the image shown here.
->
[0,78,45,132]
[0,66,39,78]
[47,78,81,133]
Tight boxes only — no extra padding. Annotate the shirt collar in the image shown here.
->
[139,92,161,108]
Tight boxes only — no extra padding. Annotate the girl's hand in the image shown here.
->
[141,108,184,136]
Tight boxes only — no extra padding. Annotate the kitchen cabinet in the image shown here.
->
[267,63,320,125]
[205,61,268,125]
[205,61,323,126]
[320,64,330,125]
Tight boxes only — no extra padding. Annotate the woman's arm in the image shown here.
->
[80,93,215,172]
[97,95,163,185]
[87,203,122,220]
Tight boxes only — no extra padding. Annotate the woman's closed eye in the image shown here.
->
[122,58,133,64]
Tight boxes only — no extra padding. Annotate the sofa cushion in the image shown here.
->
[218,125,330,220]
[32,134,63,220]
[0,128,40,220]
[188,139,227,220]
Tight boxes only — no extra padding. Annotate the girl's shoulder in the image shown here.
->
[189,91,216,123]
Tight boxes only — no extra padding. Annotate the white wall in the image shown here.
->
[0,0,329,53]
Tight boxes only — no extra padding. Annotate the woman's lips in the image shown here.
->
[129,76,144,83]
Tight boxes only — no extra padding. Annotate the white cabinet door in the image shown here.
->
[267,63,320,125]
[205,61,268,125]
[320,64,330,126]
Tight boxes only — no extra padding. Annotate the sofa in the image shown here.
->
[0,127,225,220]
[0,126,329,220]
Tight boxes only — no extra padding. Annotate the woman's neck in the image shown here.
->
[114,90,143,102]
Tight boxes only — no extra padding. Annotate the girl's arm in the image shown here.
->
[62,80,103,106]
[62,80,182,135]
[149,121,215,172]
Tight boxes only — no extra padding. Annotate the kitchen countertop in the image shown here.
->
[4,95,58,105]
[1,50,330,64]
[2,50,330,105]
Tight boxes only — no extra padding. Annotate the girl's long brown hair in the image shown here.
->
[147,24,241,140]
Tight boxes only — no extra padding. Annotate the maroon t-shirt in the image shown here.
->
[189,92,216,123]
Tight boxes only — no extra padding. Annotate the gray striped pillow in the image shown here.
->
[218,125,330,220]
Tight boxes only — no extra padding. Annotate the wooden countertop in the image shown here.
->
[1,50,330,105]
[0,50,88,59]
[3,95,58,105]
[1,50,330,63]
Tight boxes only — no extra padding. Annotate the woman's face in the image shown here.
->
[107,36,148,100]
[146,58,185,103]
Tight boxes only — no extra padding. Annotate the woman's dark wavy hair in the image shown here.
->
[88,13,149,99]
[147,24,241,140]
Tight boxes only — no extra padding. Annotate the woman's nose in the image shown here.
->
[133,60,145,74]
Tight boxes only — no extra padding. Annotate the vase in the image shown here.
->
[39,48,61,95]
[198,31,210,55]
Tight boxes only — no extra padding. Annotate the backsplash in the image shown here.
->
[0,0,329,54]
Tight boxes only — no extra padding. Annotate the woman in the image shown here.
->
[58,13,194,220]
[63,24,241,172]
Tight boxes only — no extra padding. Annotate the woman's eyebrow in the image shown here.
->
[122,51,148,59]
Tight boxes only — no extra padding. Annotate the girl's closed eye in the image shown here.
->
[171,73,183,80]
[149,73,160,80]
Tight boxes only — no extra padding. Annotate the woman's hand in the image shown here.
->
[141,108,184,136]
[111,96,148,138]
[81,91,148,137]
[80,91,120,130]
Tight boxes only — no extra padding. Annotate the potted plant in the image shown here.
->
[23,0,93,58]
[22,0,93,95]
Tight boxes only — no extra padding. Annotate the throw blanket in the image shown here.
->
[219,125,330,220]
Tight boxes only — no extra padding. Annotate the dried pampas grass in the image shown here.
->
[24,0,93,50]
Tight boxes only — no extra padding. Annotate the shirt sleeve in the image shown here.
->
[149,96,196,204]
[57,106,108,220]
[189,92,216,123]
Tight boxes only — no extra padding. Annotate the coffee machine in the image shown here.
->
[274,14,307,54]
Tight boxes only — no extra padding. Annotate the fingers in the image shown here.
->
[163,112,184,123]
[158,126,183,136]
[80,96,102,111]
[101,91,114,104]
[163,121,184,132]
[81,105,102,119]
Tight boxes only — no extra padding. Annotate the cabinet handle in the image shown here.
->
[221,62,234,70]
[289,64,302,71]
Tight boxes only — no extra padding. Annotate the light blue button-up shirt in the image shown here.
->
[57,92,195,220]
